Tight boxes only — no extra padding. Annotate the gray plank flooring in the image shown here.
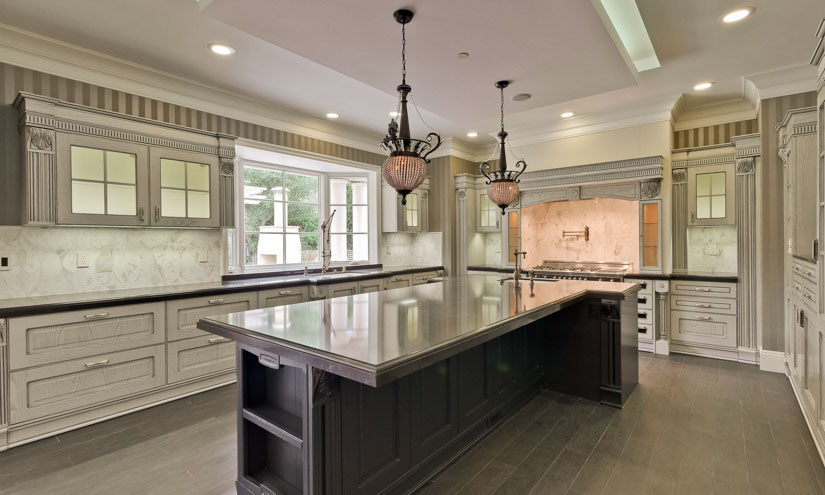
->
[0,353,822,494]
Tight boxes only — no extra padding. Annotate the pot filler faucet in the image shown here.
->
[320,210,336,274]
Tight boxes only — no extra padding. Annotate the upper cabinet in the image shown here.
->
[778,107,819,261]
[15,92,235,229]
[382,178,429,233]
[477,193,500,232]
[687,163,735,226]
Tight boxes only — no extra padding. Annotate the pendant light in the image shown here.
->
[380,9,442,205]
[480,81,527,215]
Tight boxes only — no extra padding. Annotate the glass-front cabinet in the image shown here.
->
[150,148,220,228]
[687,163,735,226]
[57,134,150,226]
[640,201,660,270]
[381,178,429,233]
[477,193,500,232]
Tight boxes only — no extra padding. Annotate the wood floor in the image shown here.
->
[0,352,823,494]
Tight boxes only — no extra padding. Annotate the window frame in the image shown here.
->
[328,175,371,263]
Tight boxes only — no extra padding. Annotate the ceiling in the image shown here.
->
[0,0,820,146]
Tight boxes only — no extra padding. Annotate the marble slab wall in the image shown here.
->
[686,226,737,273]
[380,232,443,268]
[484,233,502,265]
[520,198,640,270]
[0,227,223,299]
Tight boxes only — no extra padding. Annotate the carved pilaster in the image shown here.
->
[736,156,758,360]
[671,168,688,271]
[655,292,669,341]
[219,157,235,228]
[640,179,662,199]
[22,126,58,225]
[0,319,8,431]
[456,186,468,274]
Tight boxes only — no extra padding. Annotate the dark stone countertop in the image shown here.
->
[468,266,738,283]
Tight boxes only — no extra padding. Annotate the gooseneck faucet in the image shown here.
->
[513,250,527,286]
[320,210,336,273]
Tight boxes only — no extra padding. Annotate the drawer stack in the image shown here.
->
[636,280,655,352]
[670,280,738,360]
[792,259,819,312]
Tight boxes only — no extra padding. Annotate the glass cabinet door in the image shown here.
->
[478,193,500,232]
[402,192,421,232]
[150,148,219,227]
[56,135,149,226]
[687,163,735,226]
[640,201,661,270]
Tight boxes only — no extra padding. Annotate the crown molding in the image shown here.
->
[0,23,384,155]
[746,63,818,100]
[429,137,483,163]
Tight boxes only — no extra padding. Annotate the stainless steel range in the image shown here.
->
[531,260,631,282]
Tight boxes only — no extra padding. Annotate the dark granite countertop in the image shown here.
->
[0,265,443,318]
[198,274,641,386]
[468,266,738,283]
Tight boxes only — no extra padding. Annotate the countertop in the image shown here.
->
[467,266,738,283]
[0,265,443,318]
[198,274,640,386]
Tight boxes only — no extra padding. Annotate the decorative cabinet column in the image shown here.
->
[654,281,670,355]
[671,168,688,271]
[20,126,58,225]
[733,134,760,363]
[219,157,236,228]
[0,319,7,451]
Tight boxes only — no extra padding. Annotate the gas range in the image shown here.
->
[531,260,631,282]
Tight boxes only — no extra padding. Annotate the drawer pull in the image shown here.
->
[85,359,110,368]
[638,328,647,334]
[696,316,712,321]
[259,353,280,370]
[696,303,711,308]
[208,337,230,344]
[278,290,293,296]
[207,298,225,305]
[638,297,647,304]
[805,294,816,302]
[84,312,109,320]
[807,271,815,278]
[693,288,712,292]
[638,313,647,319]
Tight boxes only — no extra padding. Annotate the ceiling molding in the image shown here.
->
[746,63,818,100]
[0,23,384,155]
[429,137,482,163]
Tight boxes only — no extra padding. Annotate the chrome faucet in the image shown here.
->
[513,250,527,287]
[320,210,336,273]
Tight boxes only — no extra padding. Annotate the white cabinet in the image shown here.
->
[382,179,429,233]
[477,193,500,232]
[670,280,738,359]
[358,278,386,293]
[166,292,257,341]
[309,282,358,300]
[0,320,7,451]
[386,274,413,290]
[687,163,735,226]
[412,271,439,285]
[635,280,655,352]
[167,334,235,384]
[149,147,220,228]
[258,286,309,308]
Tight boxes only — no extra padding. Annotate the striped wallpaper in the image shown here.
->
[759,92,817,352]
[673,119,759,149]
[0,62,385,166]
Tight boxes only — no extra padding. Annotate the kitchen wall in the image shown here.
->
[686,226,737,273]
[380,232,443,268]
[0,226,223,299]
[429,155,478,274]
[520,198,640,271]
[673,119,759,149]
[759,92,818,352]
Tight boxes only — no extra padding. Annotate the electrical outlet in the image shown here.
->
[0,256,10,271]
[197,249,208,263]
[77,251,91,268]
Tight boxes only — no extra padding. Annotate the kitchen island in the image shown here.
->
[198,275,640,495]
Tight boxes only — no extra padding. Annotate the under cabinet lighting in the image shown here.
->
[723,7,754,23]
[208,43,235,56]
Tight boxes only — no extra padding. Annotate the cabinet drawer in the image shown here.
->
[358,278,386,293]
[9,302,165,370]
[670,310,736,348]
[792,278,819,310]
[638,323,654,341]
[637,292,653,309]
[166,292,257,341]
[258,286,308,308]
[386,274,413,289]
[412,271,438,285]
[637,308,653,325]
[671,280,736,299]
[167,335,235,384]
[792,260,818,287]
[9,344,165,424]
[671,295,736,315]
[635,280,653,296]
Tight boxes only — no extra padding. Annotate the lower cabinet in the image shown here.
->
[412,271,438,285]
[166,291,258,340]
[409,359,459,465]
[670,311,737,348]
[669,280,738,359]
[9,344,166,423]
[358,278,386,294]
[258,286,308,308]
[167,334,235,384]
[386,274,413,290]
[309,281,359,300]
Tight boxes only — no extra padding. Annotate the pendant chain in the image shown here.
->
[500,87,505,132]
[401,23,406,86]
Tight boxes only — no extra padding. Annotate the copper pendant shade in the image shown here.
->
[480,81,527,215]
[379,9,442,206]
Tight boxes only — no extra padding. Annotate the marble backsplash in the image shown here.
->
[381,232,443,267]
[0,227,223,299]
[687,226,737,273]
[484,233,502,265]
[520,198,640,271]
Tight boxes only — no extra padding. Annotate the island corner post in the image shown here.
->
[197,277,640,495]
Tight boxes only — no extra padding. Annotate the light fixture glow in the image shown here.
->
[326,112,339,119]
[208,43,235,56]
[467,132,478,138]
[693,82,714,91]
[389,111,399,118]
[560,111,575,118]
[723,7,754,23]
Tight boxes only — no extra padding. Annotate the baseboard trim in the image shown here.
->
[760,350,786,373]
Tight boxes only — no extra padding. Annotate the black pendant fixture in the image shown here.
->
[380,9,442,205]
[480,80,527,215]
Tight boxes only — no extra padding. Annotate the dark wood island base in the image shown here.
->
[198,276,639,495]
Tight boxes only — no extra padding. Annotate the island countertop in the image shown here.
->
[198,275,640,386]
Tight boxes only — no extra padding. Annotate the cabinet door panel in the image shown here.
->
[670,310,736,348]
[167,334,235,383]
[410,358,458,465]
[258,286,309,308]
[149,147,220,228]
[458,344,493,431]
[166,292,257,341]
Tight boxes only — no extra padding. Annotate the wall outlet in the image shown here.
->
[77,251,92,268]
[197,248,208,263]
[0,256,9,271]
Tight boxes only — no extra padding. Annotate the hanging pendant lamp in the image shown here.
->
[480,81,527,215]
[380,9,442,205]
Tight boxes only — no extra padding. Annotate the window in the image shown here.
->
[329,177,369,262]
[243,166,320,266]
[70,145,137,216]
[695,171,726,219]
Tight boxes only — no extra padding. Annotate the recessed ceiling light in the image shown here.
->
[512,93,532,102]
[457,52,470,59]
[326,112,339,119]
[467,132,478,138]
[560,111,575,118]
[208,43,235,56]
[723,7,754,23]
[693,82,714,91]
[389,111,399,118]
